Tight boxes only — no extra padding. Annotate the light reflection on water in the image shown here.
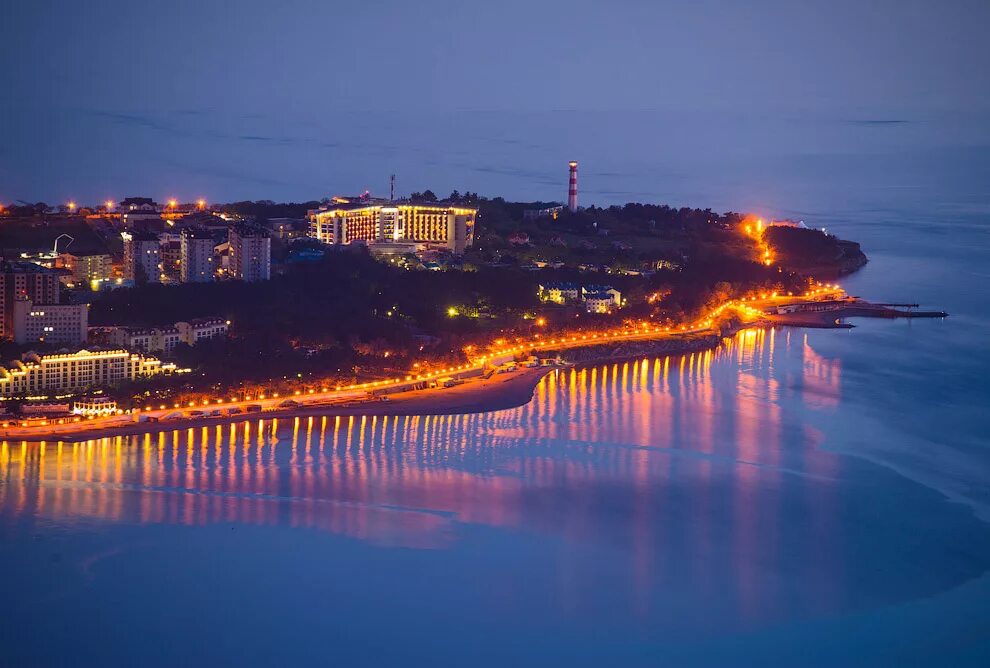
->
[0,328,987,664]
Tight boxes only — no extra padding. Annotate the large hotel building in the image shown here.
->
[0,349,170,397]
[308,196,477,253]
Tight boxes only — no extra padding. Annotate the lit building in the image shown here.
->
[58,253,113,284]
[160,240,182,280]
[308,196,477,254]
[0,349,171,397]
[0,261,61,339]
[119,197,162,229]
[11,299,89,345]
[121,231,161,283]
[581,285,622,313]
[20,401,71,416]
[103,318,228,355]
[538,281,581,304]
[177,318,229,346]
[180,227,215,283]
[264,217,307,241]
[228,225,271,282]
[72,396,118,416]
[523,205,564,221]
[109,325,182,355]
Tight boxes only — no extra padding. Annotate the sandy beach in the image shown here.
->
[1,366,557,443]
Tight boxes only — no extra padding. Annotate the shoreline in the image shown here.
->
[2,367,558,443]
[2,333,729,443]
[1,299,946,444]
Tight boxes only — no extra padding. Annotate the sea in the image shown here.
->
[1,112,989,666]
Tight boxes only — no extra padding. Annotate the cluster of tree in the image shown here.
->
[0,202,51,217]
[218,200,320,222]
[88,248,540,384]
[407,190,482,203]
[645,254,805,322]
[0,217,110,256]
[763,225,854,265]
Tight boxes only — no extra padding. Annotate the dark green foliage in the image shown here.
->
[763,225,844,263]
[88,248,541,382]
[0,217,110,256]
[218,201,320,222]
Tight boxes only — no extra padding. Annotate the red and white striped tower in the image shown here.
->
[567,161,578,212]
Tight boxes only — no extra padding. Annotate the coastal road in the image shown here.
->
[1,295,831,441]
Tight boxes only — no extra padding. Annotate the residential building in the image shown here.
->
[265,217,307,241]
[180,227,216,282]
[582,293,616,314]
[11,299,88,345]
[160,240,182,280]
[523,205,564,221]
[0,349,171,397]
[228,225,271,281]
[109,325,182,355]
[99,317,228,355]
[538,282,581,304]
[120,197,157,211]
[581,285,622,313]
[58,252,113,284]
[121,230,161,283]
[308,196,477,253]
[0,261,61,339]
[119,197,162,229]
[20,402,71,416]
[176,318,228,346]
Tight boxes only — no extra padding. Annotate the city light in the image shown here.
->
[741,216,775,267]
[1,274,846,429]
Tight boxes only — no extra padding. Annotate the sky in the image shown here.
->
[2,0,989,206]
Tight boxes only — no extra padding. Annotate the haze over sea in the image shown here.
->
[2,110,990,665]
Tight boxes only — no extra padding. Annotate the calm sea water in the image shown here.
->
[2,117,989,666]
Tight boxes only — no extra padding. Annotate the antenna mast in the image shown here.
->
[390,174,396,202]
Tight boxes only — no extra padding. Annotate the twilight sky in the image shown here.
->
[2,0,989,207]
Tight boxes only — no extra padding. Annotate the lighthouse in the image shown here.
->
[567,161,578,213]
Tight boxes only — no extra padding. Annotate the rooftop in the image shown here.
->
[312,196,477,214]
[121,230,159,242]
[230,223,269,238]
[181,227,216,240]
[1,260,58,275]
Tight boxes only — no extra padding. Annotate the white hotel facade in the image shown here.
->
[308,197,477,254]
[0,349,171,397]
